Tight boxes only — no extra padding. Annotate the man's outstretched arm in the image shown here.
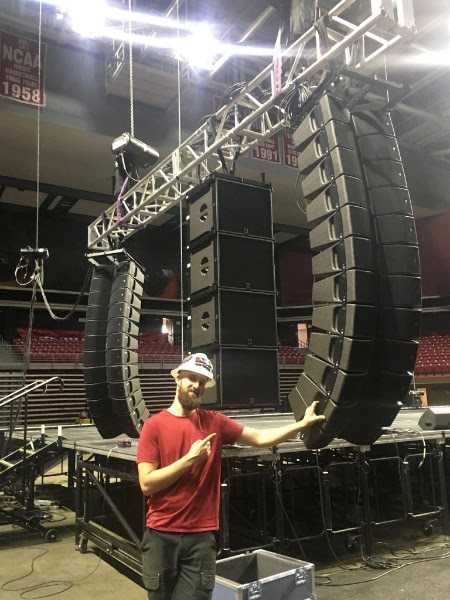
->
[237,402,325,448]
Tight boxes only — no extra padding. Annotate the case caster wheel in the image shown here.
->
[423,522,434,536]
[44,529,57,542]
[345,535,358,551]
[77,536,88,553]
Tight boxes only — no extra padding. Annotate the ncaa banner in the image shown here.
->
[0,30,46,106]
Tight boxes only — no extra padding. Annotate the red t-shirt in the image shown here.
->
[136,409,244,532]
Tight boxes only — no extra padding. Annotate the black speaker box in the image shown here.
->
[306,176,368,226]
[293,94,350,151]
[309,204,371,251]
[419,407,450,431]
[200,347,279,408]
[105,260,149,438]
[312,237,373,277]
[83,265,122,438]
[289,98,422,449]
[190,234,275,295]
[188,175,273,243]
[191,290,277,349]
[302,146,363,200]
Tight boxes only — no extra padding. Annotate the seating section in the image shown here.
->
[139,331,181,362]
[13,328,84,362]
[11,329,450,374]
[415,332,450,375]
[279,345,307,365]
[13,328,181,363]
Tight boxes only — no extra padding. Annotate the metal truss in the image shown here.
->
[88,0,415,250]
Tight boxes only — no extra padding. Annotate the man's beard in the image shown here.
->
[178,386,202,410]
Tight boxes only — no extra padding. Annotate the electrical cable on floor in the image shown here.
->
[316,550,450,587]
[1,547,103,599]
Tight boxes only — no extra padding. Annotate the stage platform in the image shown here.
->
[7,408,448,579]
[42,408,446,460]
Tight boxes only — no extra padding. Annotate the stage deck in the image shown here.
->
[41,408,447,461]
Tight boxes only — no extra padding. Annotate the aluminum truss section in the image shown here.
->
[89,0,415,250]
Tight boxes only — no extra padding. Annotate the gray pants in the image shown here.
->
[142,528,216,600]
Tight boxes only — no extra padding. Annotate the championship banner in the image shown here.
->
[282,132,299,169]
[0,30,46,106]
[251,135,281,164]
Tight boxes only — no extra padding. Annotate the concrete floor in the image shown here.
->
[316,544,450,600]
[0,521,145,600]
[1,462,450,599]
[1,519,450,600]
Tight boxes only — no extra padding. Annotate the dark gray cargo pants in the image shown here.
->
[142,528,216,600]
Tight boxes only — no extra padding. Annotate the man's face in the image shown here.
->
[177,371,208,410]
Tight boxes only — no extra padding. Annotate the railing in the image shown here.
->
[0,376,63,409]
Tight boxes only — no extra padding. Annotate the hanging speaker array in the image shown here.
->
[84,259,149,438]
[289,94,421,449]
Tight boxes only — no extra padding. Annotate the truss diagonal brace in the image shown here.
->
[88,0,414,250]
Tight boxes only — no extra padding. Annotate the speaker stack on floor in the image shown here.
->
[187,174,279,409]
[84,259,149,438]
[289,94,421,449]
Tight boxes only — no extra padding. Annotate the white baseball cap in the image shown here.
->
[171,353,215,388]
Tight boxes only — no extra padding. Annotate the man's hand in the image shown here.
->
[185,433,216,465]
[301,401,326,429]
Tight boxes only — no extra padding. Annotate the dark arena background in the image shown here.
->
[2,1,450,599]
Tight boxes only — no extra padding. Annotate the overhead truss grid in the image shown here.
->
[88,0,415,250]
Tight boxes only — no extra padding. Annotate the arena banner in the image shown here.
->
[251,135,281,164]
[0,30,46,106]
[282,131,299,169]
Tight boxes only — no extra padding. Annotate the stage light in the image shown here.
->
[408,50,450,66]
[32,0,212,35]
[30,0,278,63]
[174,26,220,71]
[112,133,159,169]
[67,0,108,38]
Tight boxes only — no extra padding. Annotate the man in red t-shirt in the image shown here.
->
[137,352,324,600]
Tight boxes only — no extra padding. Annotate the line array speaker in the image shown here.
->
[84,265,122,438]
[106,260,149,438]
[187,174,279,409]
[289,94,421,449]
[83,260,149,438]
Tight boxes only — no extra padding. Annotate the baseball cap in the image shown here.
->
[171,353,215,388]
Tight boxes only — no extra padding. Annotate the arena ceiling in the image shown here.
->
[0,0,450,244]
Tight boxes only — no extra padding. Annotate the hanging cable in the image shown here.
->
[2,0,44,458]
[176,0,184,359]
[128,0,135,137]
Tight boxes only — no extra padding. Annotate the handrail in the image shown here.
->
[0,376,63,409]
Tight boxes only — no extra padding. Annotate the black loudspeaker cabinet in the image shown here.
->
[188,174,273,243]
[199,347,279,409]
[106,260,149,438]
[84,265,122,438]
[419,407,450,431]
[190,234,275,295]
[191,290,277,349]
[289,94,421,449]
